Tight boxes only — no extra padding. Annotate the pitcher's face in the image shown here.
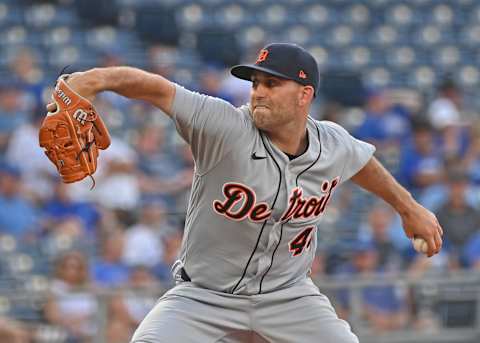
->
[249,71,305,132]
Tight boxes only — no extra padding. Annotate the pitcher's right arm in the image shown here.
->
[48,67,176,116]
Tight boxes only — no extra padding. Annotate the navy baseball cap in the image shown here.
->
[231,43,319,95]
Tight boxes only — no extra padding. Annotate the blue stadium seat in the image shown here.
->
[23,3,57,28]
[307,45,329,69]
[176,3,209,29]
[458,65,480,88]
[0,296,11,316]
[413,25,445,47]
[0,3,25,28]
[364,67,392,88]
[214,4,249,28]
[283,25,311,46]
[409,65,437,89]
[42,26,72,47]
[432,45,461,68]
[299,4,332,27]
[369,25,399,47]
[258,4,290,28]
[345,46,371,68]
[326,25,354,47]
[429,4,455,26]
[345,4,371,27]
[386,3,416,27]
[386,46,416,69]
[2,25,28,45]
[459,25,480,46]
[238,26,267,47]
[0,234,17,255]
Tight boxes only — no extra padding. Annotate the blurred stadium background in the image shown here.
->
[1,0,480,342]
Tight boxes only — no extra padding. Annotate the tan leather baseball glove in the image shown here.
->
[39,75,111,187]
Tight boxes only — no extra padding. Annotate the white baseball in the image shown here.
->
[412,237,428,254]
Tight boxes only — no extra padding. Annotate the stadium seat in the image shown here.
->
[0,296,11,316]
[42,26,72,47]
[433,45,461,67]
[345,4,371,26]
[238,26,266,47]
[284,25,311,46]
[459,25,480,46]
[327,25,354,47]
[0,234,17,254]
[365,67,392,87]
[261,4,289,27]
[410,65,436,88]
[430,4,455,26]
[24,3,57,28]
[308,45,329,69]
[458,65,480,88]
[215,4,247,28]
[386,46,416,69]
[387,4,415,27]
[370,25,399,47]
[299,4,331,27]
[415,25,443,46]
[346,46,371,68]
[177,3,207,29]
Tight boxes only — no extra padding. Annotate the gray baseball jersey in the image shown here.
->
[170,84,374,295]
[131,85,374,343]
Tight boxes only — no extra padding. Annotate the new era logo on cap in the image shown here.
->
[231,43,319,95]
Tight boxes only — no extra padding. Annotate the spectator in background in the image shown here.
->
[358,202,404,271]
[435,168,480,269]
[355,88,411,146]
[152,228,184,286]
[44,251,98,343]
[122,200,174,269]
[8,47,45,109]
[91,230,130,288]
[42,181,100,239]
[5,108,57,202]
[0,317,32,343]
[396,118,445,197]
[428,78,462,132]
[92,136,140,212]
[66,136,140,227]
[0,83,31,153]
[198,66,234,104]
[428,78,470,165]
[334,241,408,333]
[106,265,159,343]
[136,125,194,211]
[354,89,411,172]
[0,163,38,240]
[463,231,480,270]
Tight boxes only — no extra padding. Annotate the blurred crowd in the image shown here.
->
[1,3,480,343]
[1,43,480,342]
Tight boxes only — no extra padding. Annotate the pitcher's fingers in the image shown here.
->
[46,103,56,112]
[426,236,437,257]
[434,230,443,254]
[437,223,444,236]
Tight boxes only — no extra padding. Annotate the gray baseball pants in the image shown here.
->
[130,279,358,343]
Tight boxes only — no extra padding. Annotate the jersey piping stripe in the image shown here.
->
[295,119,322,186]
[258,222,285,294]
[231,131,283,294]
[258,119,322,294]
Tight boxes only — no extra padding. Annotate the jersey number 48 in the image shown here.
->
[289,226,315,257]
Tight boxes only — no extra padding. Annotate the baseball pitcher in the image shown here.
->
[46,43,443,343]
